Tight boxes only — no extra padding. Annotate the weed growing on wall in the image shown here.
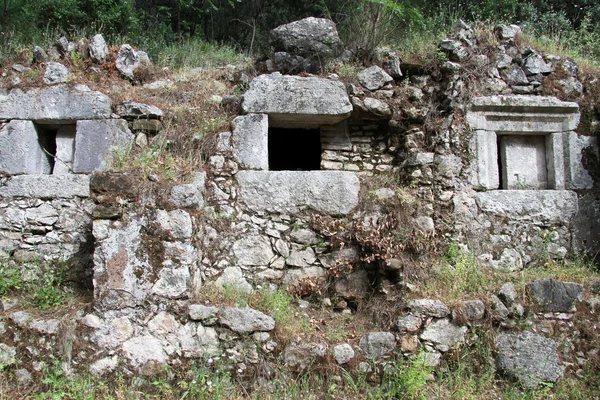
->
[0,259,71,309]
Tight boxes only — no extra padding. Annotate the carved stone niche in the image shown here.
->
[466,95,594,190]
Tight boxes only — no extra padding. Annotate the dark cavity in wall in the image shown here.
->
[268,128,321,171]
[34,123,58,173]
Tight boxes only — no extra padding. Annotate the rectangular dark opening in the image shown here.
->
[34,123,58,174]
[268,128,321,171]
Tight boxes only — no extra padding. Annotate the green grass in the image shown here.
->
[0,259,71,309]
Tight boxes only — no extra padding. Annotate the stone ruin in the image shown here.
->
[0,19,599,389]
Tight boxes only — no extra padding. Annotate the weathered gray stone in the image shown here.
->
[44,62,69,85]
[155,209,193,240]
[287,247,317,267]
[116,44,141,79]
[178,323,220,358]
[456,299,486,321]
[362,97,392,118]
[232,114,269,170]
[232,235,274,266]
[236,171,360,215]
[88,34,109,63]
[0,85,112,121]
[491,295,510,320]
[0,120,52,175]
[93,216,153,309]
[358,332,396,358]
[9,311,31,327]
[122,335,166,368]
[29,319,60,335]
[148,312,181,334]
[475,191,578,225]
[439,40,468,61]
[89,356,118,376]
[0,344,16,366]
[242,73,352,127]
[33,46,48,63]
[523,54,553,75]
[189,305,218,323]
[527,279,583,312]
[333,343,355,364]
[170,172,206,209]
[218,307,275,333]
[270,17,341,58]
[495,24,521,40]
[215,267,253,293]
[498,283,518,306]
[420,319,467,351]
[501,64,529,85]
[116,101,164,120]
[152,267,189,298]
[559,77,583,98]
[396,313,422,334]
[0,175,90,198]
[358,66,394,91]
[469,130,499,189]
[15,368,32,385]
[289,229,317,244]
[283,342,327,369]
[270,17,341,74]
[408,299,451,318]
[73,119,133,173]
[496,331,564,388]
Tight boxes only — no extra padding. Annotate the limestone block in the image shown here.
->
[236,171,360,215]
[469,130,499,190]
[73,119,133,173]
[475,190,578,224]
[499,135,547,189]
[242,73,352,127]
[54,124,76,174]
[0,175,90,198]
[546,132,566,189]
[116,101,164,120]
[232,114,269,170]
[270,17,342,58]
[0,120,51,174]
[0,85,112,121]
[88,34,109,63]
[43,62,70,85]
[358,66,394,91]
[496,331,564,388]
[467,96,579,132]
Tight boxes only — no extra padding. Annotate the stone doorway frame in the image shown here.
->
[466,96,588,190]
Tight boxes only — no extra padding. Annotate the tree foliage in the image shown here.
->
[1,0,599,57]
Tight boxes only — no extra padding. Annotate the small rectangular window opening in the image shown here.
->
[34,123,76,174]
[268,128,321,171]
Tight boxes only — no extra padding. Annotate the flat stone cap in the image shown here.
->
[0,84,112,122]
[470,95,579,113]
[242,73,352,127]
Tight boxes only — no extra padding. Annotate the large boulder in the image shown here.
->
[270,17,342,73]
[496,331,564,388]
[242,73,352,127]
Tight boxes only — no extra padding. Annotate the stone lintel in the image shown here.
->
[236,170,360,215]
[0,174,90,198]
